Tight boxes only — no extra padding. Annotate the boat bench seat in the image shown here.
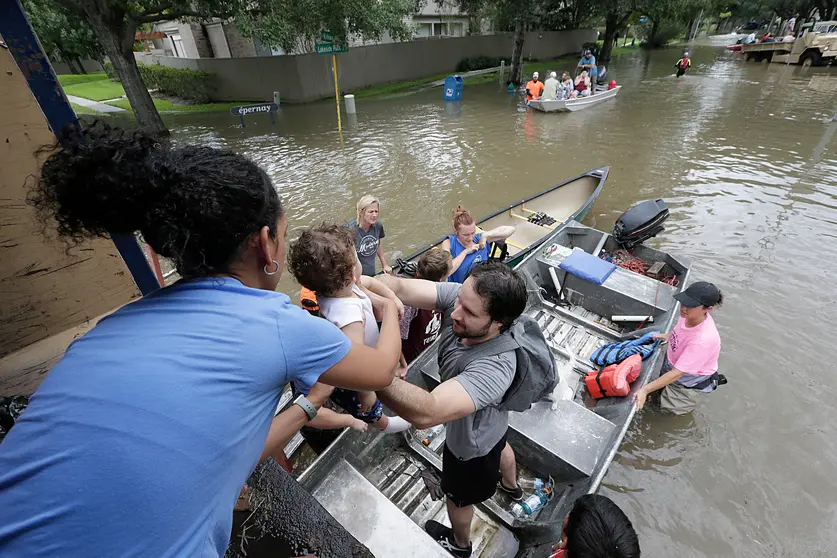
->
[420,360,615,482]
[312,459,451,558]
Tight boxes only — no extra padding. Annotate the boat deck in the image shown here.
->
[300,301,629,557]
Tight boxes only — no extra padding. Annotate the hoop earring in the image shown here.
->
[263,260,280,276]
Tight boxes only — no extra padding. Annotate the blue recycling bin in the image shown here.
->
[443,75,464,101]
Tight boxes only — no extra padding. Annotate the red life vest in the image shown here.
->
[584,354,642,399]
[679,57,690,69]
[403,309,442,364]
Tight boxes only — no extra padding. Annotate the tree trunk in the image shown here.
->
[92,19,168,135]
[510,19,525,85]
[650,20,660,45]
[600,14,619,64]
[66,56,83,74]
[74,56,88,74]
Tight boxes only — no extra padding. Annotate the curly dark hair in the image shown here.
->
[29,120,283,278]
[287,224,357,296]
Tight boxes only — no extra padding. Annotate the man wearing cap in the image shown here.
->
[525,72,544,102]
[577,50,598,95]
[633,281,724,415]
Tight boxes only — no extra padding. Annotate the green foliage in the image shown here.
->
[103,60,118,80]
[455,56,508,72]
[23,0,102,64]
[137,65,216,103]
[236,0,420,53]
[102,61,215,103]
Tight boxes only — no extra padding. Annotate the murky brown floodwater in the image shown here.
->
[163,38,837,557]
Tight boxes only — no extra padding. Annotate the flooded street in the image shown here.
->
[167,41,837,556]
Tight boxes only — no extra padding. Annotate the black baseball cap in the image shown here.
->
[674,281,721,308]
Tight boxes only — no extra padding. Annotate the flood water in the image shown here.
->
[166,38,837,557]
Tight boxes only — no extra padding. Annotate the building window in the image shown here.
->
[416,23,432,37]
[449,22,464,37]
[169,34,184,57]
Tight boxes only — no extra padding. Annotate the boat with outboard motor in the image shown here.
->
[235,203,692,558]
[528,86,621,113]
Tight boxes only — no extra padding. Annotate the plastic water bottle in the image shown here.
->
[421,425,444,446]
[518,477,545,491]
[511,488,551,518]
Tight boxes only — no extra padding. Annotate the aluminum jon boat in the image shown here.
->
[528,86,621,113]
[232,217,692,558]
[395,167,608,273]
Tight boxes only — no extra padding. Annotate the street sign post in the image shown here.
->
[314,32,349,137]
[230,102,279,127]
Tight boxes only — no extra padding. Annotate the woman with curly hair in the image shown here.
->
[0,121,401,556]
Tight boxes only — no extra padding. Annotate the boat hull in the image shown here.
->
[528,86,621,113]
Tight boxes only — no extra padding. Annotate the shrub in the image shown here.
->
[137,64,215,103]
[100,60,215,103]
[455,56,508,72]
[103,60,118,80]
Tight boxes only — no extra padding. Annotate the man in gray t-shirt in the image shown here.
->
[378,262,528,558]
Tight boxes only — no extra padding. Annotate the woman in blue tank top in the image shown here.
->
[443,205,516,283]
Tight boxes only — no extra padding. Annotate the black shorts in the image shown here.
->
[441,433,506,508]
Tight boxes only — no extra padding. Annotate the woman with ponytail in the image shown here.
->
[0,122,402,556]
[442,205,515,284]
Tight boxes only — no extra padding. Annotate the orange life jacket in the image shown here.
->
[300,287,319,314]
[584,354,642,399]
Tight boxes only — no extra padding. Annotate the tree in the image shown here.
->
[23,0,102,74]
[236,0,420,54]
[47,0,421,135]
[596,0,636,63]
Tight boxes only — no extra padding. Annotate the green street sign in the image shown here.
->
[321,30,334,42]
[316,42,348,55]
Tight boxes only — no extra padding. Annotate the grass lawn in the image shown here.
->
[70,102,99,115]
[352,72,453,98]
[57,72,109,87]
[106,98,249,113]
[64,79,125,101]
[521,55,581,79]
[596,40,643,55]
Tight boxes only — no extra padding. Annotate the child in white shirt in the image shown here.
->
[288,224,410,433]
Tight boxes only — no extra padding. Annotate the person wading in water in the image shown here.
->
[633,281,724,415]
[348,195,392,276]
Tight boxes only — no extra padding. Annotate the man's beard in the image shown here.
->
[453,321,490,340]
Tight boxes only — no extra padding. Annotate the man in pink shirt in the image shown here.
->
[634,281,725,414]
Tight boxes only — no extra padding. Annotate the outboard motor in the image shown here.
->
[613,199,669,249]
[596,65,608,85]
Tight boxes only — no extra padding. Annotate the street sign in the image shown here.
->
[230,102,278,127]
[316,42,348,55]
[321,30,334,42]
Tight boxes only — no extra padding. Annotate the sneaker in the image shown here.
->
[497,480,524,501]
[425,520,472,557]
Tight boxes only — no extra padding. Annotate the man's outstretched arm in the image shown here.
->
[377,377,475,430]
[378,274,439,311]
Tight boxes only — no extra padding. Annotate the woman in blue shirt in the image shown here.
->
[0,122,402,557]
[443,205,515,283]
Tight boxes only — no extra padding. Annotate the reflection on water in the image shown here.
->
[167,42,837,556]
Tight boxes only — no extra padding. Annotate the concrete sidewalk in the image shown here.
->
[66,94,126,113]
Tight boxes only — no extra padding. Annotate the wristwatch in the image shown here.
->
[292,394,318,421]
